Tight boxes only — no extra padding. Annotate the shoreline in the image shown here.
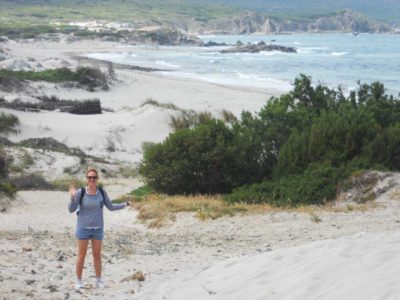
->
[0,38,278,166]
[69,51,283,97]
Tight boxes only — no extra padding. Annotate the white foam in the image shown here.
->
[331,52,347,56]
[259,50,285,56]
[155,60,180,69]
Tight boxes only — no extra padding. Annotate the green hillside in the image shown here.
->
[193,0,400,24]
[0,0,239,26]
[0,0,395,34]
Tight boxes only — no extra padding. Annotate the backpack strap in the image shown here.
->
[77,187,85,215]
[79,187,86,207]
[98,186,105,200]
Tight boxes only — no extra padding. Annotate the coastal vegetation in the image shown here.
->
[0,112,19,136]
[140,75,400,206]
[0,0,238,27]
[0,112,19,200]
[1,96,103,114]
[0,1,393,37]
[0,67,109,91]
[197,0,400,24]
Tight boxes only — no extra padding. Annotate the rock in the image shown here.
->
[120,271,145,282]
[22,246,33,252]
[203,41,228,47]
[25,279,36,285]
[220,42,297,54]
[57,254,65,261]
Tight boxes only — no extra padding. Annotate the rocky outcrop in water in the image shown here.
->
[220,41,297,54]
[203,41,229,47]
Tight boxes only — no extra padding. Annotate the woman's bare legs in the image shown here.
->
[91,239,102,280]
[76,239,89,280]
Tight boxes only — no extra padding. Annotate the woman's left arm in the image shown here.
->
[102,189,127,211]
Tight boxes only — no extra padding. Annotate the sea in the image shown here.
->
[86,33,400,96]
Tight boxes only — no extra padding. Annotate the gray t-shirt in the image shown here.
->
[68,187,126,228]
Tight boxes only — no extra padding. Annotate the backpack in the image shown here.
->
[77,187,105,214]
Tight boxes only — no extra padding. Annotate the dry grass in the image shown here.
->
[122,192,380,228]
[127,194,248,228]
[390,189,400,200]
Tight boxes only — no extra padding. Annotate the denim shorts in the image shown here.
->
[76,227,104,240]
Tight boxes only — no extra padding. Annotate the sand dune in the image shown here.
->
[2,38,400,300]
[0,179,399,299]
[151,231,400,300]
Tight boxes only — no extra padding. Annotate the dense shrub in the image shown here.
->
[140,74,400,205]
[141,120,235,194]
[226,162,353,206]
[141,120,266,194]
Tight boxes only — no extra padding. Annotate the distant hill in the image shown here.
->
[194,9,392,34]
[193,0,400,24]
[0,0,395,34]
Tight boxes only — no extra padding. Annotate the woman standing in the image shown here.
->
[68,168,129,290]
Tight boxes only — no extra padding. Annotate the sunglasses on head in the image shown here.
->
[87,176,98,180]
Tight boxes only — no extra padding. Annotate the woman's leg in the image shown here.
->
[91,239,102,279]
[76,239,89,280]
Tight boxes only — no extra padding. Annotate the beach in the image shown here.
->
[1,38,275,164]
[0,173,400,299]
[1,37,400,300]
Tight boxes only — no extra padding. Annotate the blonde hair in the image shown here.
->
[86,168,99,176]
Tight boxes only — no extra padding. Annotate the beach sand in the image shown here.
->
[0,174,400,299]
[1,38,400,300]
[1,38,277,164]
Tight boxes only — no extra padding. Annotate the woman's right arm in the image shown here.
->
[68,187,80,213]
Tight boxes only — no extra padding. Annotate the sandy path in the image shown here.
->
[1,175,400,299]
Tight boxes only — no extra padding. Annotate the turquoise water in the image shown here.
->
[87,33,400,95]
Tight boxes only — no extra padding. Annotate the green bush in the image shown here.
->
[0,68,76,82]
[140,75,400,205]
[0,181,17,197]
[226,162,344,206]
[276,108,380,176]
[0,112,19,136]
[140,120,252,194]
